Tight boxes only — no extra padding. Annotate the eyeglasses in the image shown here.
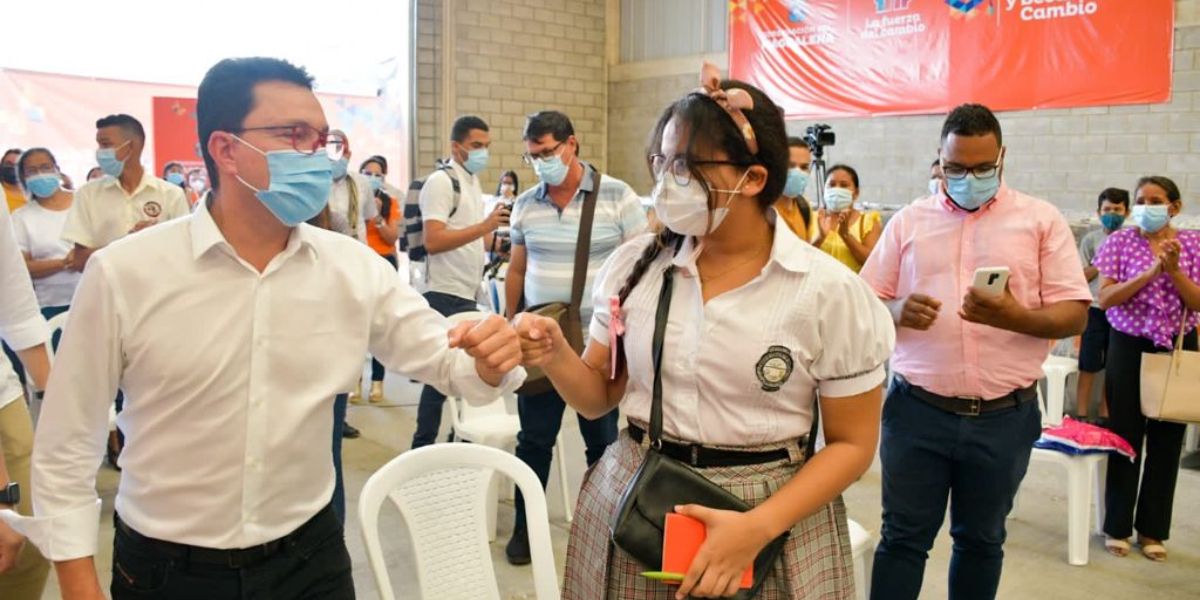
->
[941,156,1003,180]
[522,141,566,166]
[648,154,752,187]
[21,164,59,177]
[234,124,346,160]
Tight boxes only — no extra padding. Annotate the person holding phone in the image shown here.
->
[1093,175,1200,562]
[860,104,1090,600]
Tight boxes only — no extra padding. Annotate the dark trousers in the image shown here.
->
[871,377,1041,600]
[2,305,69,390]
[331,393,348,525]
[1103,328,1195,541]
[370,254,399,382]
[411,291,478,449]
[512,387,618,530]
[111,506,353,600]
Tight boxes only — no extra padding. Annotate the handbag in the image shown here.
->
[610,263,817,598]
[1140,310,1200,424]
[516,168,602,396]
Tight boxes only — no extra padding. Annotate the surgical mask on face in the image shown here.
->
[26,173,62,199]
[233,135,333,227]
[500,183,515,196]
[945,172,1001,211]
[330,156,349,180]
[533,150,570,186]
[166,172,185,186]
[928,178,942,196]
[783,168,808,198]
[652,170,750,236]
[464,148,489,174]
[189,179,206,192]
[1131,204,1171,233]
[824,187,855,212]
[96,140,131,178]
[364,173,383,194]
[1099,213,1125,232]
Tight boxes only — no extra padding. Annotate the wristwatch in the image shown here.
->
[0,482,19,506]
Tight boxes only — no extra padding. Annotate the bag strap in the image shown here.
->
[1174,309,1192,353]
[569,167,603,310]
[649,263,675,447]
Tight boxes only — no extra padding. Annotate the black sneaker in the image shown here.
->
[342,422,361,439]
[505,525,531,566]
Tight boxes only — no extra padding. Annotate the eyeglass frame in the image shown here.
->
[521,140,569,166]
[647,153,756,187]
[940,150,1005,181]
[230,124,346,160]
[21,163,60,177]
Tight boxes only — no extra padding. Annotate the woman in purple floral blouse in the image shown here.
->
[1094,175,1200,562]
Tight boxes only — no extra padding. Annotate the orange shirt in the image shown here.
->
[367,195,400,256]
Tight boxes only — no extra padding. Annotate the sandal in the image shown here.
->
[1104,537,1131,557]
[1138,537,1168,562]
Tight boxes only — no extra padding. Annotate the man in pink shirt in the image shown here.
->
[860,104,1090,600]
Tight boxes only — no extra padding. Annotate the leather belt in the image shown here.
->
[114,504,334,569]
[894,374,1037,417]
[627,424,797,468]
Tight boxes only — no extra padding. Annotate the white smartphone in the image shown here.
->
[971,266,1011,297]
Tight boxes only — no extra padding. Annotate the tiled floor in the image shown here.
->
[44,375,1200,599]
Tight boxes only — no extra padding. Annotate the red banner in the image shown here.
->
[729,0,1175,118]
[152,97,202,175]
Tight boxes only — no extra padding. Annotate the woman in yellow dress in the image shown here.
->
[810,164,882,272]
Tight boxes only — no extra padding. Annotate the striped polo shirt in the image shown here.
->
[510,162,648,323]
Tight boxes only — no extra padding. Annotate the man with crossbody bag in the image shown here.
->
[504,110,647,565]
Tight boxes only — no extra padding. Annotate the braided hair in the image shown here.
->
[616,79,789,308]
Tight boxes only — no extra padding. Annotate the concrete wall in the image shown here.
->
[414,0,608,193]
[603,1,1200,219]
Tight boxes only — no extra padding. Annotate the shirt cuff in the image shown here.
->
[1,499,102,561]
[2,314,49,352]
[449,350,527,405]
[818,363,887,399]
[589,322,609,349]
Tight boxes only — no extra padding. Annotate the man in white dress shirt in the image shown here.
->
[21,57,524,600]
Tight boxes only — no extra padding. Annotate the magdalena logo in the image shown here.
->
[945,0,996,17]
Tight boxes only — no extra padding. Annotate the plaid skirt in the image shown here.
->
[562,428,856,599]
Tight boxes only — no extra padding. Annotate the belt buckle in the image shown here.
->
[956,397,983,417]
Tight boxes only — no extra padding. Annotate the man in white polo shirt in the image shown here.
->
[410,115,510,449]
[64,114,190,270]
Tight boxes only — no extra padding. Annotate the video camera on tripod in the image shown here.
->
[805,124,835,208]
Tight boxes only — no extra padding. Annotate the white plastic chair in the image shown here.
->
[847,518,875,600]
[1026,353,1107,566]
[444,311,573,534]
[358,444,560,600]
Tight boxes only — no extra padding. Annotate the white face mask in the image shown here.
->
[652,169,749,236]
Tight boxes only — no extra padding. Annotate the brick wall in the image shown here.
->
[603,2,1200,218]
[414,0,608,193]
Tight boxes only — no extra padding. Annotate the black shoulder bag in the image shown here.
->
[610,263,820,598]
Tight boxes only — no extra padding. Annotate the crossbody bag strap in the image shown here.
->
[570,168,603,310]
[649,264,675,447]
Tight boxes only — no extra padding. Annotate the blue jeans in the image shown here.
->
[512,388,618,530]
[410,291,478,449]
[331,393,347,525]
[871,377,1041,600]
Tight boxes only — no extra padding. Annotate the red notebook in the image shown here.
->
[662,513,753,589]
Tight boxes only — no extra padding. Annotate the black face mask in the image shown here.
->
[0,165,17,186]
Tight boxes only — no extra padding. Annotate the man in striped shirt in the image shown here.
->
[503,111,647,565]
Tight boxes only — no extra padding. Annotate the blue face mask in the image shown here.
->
[166,172,185,186]
[330,156,349,180]
[945,172,1001,211]
[364,173,383,194]
[26,173,62,199]
[96,140,131,178]
[824,186,855,212]
[1099,213,1125,232]
[783,168,808,198]
[464,148,489,175]
[1131,204,1171,233]
[234,136,333,227]
[533,152,570,186]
